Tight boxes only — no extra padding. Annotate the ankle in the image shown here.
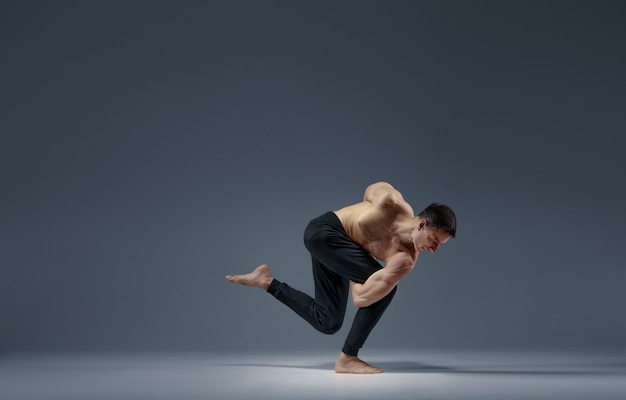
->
[339,352,357,361]
[260,277,273,291]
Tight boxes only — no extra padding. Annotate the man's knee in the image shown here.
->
[319,319,343,335]
[304,229,326,254]
[312,305,344,334]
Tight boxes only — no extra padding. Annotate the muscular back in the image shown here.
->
[334,183,417,263]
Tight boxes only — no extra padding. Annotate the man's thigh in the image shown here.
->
[305,222,382,284]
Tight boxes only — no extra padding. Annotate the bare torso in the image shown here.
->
[334,200,417,263]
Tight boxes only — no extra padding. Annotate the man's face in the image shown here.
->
[413,223,451,254]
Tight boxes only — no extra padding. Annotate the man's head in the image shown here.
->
[412,203,456,253]
[418,203,456,237]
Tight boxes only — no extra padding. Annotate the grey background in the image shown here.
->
[1,1,624,353]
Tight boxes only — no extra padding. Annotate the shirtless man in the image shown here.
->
[226,182,456,374]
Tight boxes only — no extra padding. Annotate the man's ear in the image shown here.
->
[418,219,427,230]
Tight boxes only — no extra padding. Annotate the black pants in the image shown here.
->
[267,212,397,356]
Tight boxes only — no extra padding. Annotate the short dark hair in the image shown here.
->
[418,203,456,237]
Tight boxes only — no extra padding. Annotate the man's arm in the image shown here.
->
[350,252,416,308]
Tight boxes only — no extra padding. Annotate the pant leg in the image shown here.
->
[267,256,349,334]
[342,286,397,356]
[303,212,398,356]
[265,212,368,335]
[303,213,383,283]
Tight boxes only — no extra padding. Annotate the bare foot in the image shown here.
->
[334,352,383,374]
[225,264,273,291]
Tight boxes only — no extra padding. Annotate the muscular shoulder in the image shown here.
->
[364,182,406,210]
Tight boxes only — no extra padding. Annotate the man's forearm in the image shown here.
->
[350,270,398,308]
[351,253,414,307]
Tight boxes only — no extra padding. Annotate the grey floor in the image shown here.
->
[1,349,625,400]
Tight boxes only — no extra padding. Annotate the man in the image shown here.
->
[226,182,456,374]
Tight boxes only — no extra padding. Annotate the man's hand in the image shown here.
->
[350,252,416,308]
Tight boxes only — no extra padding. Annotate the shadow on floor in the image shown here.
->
[218,361,454,373]
[218,360,626,376]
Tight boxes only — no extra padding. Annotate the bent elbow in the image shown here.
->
[353,296,372,308]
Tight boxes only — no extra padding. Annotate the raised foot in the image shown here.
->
[225,264,273,291]
[334,352,383,374]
